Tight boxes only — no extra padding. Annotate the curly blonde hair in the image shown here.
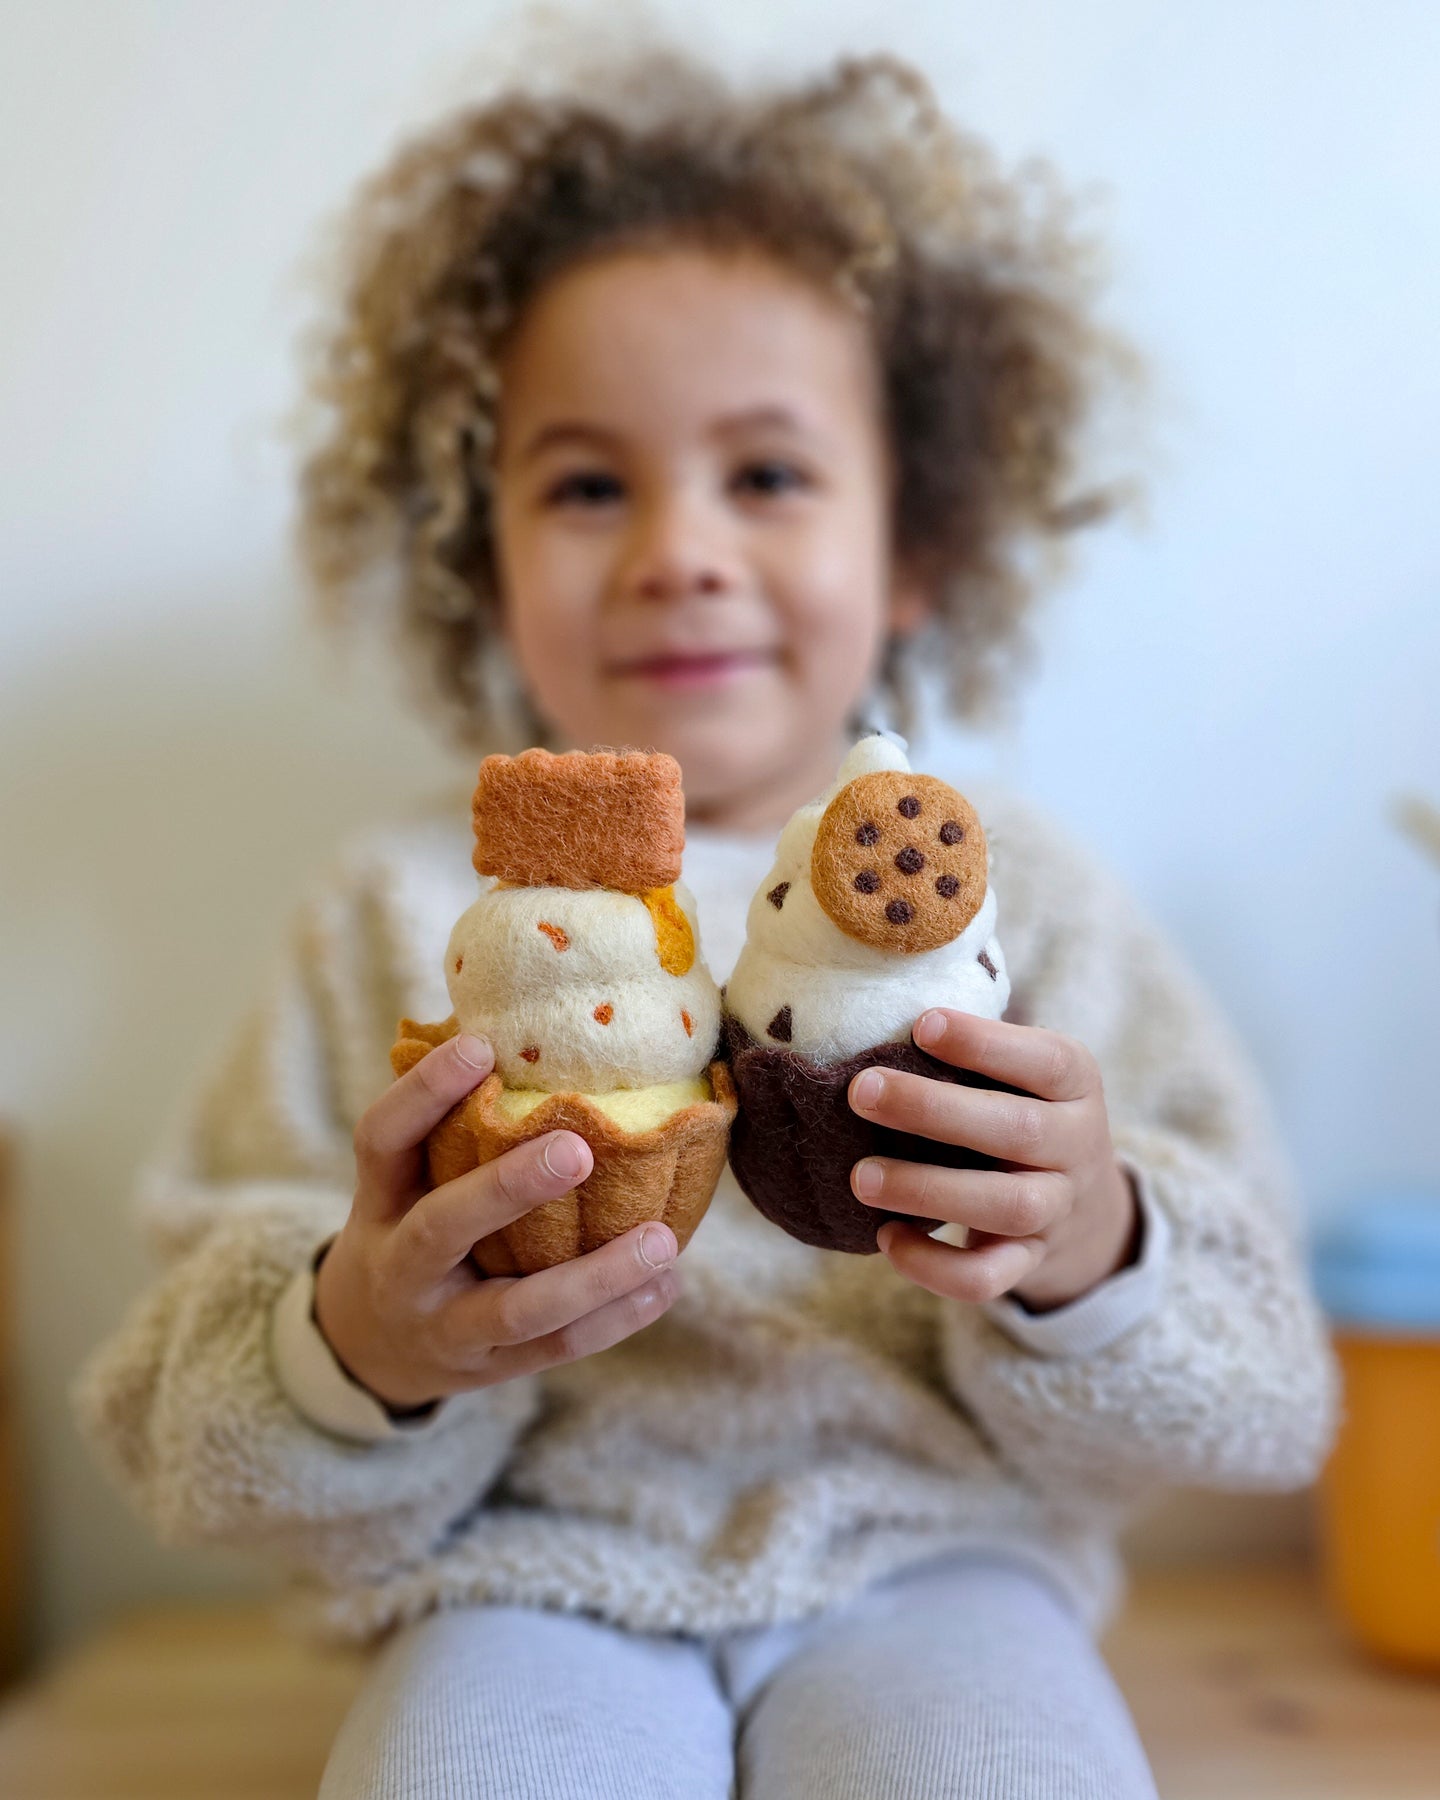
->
[290,38,1138,753]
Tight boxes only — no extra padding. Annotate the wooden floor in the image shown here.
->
[0,1567,1437,1798]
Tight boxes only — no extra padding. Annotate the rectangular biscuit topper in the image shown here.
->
[471,748,685,891]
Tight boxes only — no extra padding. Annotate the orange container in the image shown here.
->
[1314,1195,1440,1673]
[1320,1331,1440,1671]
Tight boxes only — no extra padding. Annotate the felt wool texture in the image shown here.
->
[725,883,1008,1064]
[493,1076,713,1132]
[69,791,1340,1654]
[639,885,695,976]
[723,736,1013,1250]
[446,880,720,1090]
[724,739,1009,1065]
[471,749,685,891]
[813,772,987,953]
[390,1018,736,1276]
[723,1017,1025,1255]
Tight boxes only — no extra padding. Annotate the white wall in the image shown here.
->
[2,0,1437,1658]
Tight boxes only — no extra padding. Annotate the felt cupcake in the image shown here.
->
[723,734,1017,1254]
[392,749,736,1276]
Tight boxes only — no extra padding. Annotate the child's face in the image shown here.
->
[491,246,925,829]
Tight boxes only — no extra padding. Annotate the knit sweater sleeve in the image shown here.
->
[936,797,1340,1514]
[69,843,542,1587]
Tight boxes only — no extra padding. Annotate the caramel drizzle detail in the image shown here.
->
[639,885,695,976]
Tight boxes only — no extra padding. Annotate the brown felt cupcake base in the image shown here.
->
[723,1015,1024,1255]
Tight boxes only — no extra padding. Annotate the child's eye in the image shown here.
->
[734,460,809,498]
[545,469,624,506]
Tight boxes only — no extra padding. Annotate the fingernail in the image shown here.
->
[639,1224,677,1269]
[914,1010,944,1048]
[852,1069,884,1110]
[455,1034,490,1069]
[853,1159,883,1199]
[542,1133,585,1179]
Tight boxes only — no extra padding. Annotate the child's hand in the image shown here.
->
[313,1033,682,1413]
[847,1008,1140,1312]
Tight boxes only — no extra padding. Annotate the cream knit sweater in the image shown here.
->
[70,779,1339,1649]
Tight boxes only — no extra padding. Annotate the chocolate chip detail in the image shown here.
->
[939,820,964,845]
[885,899,914,926]
[979,949,998,980]
[855,821,881,846]
[767,881,790,910]
[935,874,960,899]
[895,846,925,875]
[897,795,921,819]
[853,869,881,894]
[766,1005,793,1043]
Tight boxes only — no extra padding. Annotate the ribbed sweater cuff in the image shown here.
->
[270,1237,451,1445]
[979,1161,1171,1358]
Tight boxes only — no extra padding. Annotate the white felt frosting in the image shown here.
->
[724,738,1010,1062]
[446,880,721,1091]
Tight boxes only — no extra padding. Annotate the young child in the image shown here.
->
[72,40,1339,1800]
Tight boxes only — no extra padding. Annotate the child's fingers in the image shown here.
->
[456,1262,684,1386]
[436,1218,679,1358]
[848,1065,1073,1169]
[912,1008,1097,1104]
[875,1218,1047,1304]
[852,1160,1069,1239]
[391,1129,596,1284]
[352,1034,495,1219]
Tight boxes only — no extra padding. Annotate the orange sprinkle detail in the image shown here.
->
[681,1010,694,1037]
[519,1045,541,1063]
[454,955,463,973]
[537,921,570,951]
[593,1002,614,1025]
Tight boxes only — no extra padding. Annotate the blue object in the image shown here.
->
[1313,1192,1440,1333]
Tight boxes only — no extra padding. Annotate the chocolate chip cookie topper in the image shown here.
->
[812,771,987,953]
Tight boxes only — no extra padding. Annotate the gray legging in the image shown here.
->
[317,1552,1159,1798]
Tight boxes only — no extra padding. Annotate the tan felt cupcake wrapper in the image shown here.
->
[391,1016,736,1275]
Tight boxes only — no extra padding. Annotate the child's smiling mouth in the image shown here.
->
[605,648,780,691]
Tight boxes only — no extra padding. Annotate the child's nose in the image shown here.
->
[622,498,738,602]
